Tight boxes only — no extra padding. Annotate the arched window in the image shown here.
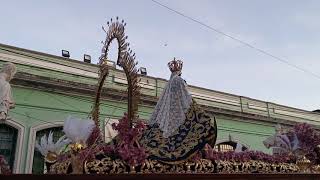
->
[0,124,18,170]
[32,127,64,174]
[214,141,248,152]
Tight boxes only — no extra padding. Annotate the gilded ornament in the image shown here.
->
[297,156,311,173]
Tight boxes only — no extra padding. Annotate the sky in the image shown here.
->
[1,0,320,111]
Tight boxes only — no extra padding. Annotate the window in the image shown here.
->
[214,141,248,152]
[0,124,18,170]
[32,127,64,174]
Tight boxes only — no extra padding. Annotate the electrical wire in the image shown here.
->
[150,0,320,80]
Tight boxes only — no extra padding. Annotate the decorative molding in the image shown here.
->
[274,109,320,123]
[0,53,98,78]
[25,121,64,174]
[247,103,267,112]
[190,91,240,106]
[114,77,155,90]
[113,77,127,84]
[1,118,25,173]
[139,82,155,90]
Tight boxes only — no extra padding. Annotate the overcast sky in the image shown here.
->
[1,0,320,111]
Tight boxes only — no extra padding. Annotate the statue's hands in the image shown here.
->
[0,112,7,121]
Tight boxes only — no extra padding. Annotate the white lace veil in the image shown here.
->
[149,71,192,138]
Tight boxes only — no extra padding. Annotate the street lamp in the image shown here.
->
[84,54,91,63]
[140,67,147,76]
[62,50,70,58]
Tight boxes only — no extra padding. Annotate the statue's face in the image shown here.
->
[170,71,181,77]
[5,73,12,81]
[1,64,16,82]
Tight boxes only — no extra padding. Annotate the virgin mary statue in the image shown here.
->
[140,58,217,163]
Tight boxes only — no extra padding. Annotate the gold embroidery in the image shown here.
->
[139,100,217,164]
[50,160,71,174]
[84,157,127,174]
[52,156,300,174]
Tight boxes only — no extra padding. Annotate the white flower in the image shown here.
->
[63,116,95,144]
[35,131,70,156]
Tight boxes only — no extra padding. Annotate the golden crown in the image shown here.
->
[168,58,183,73]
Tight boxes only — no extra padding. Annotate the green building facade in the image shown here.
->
[0,43,319,174]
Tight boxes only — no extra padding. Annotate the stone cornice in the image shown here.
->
[12,72,158,107]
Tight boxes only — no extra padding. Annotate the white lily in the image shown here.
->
[35,131,71,156]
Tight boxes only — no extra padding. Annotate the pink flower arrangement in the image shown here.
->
[87,126,102,147]
[204,144,293,163]
[112,114,146,144]
[112,114,148,166]
[97,144,115,155]
[291,123,320,162]
[0,155,11,175]
[205,121,320,164]
[56,113,148,165]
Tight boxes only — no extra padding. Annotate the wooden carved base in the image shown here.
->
[50,157,307,174]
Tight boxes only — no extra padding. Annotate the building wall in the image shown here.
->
[1,43,320,173]
[8,86,155,173]
[216,117,274,152]
[6,86,275,173]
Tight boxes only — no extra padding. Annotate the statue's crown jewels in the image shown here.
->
[168,58,183,73]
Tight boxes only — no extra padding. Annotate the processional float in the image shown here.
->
[2,17,320,175]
